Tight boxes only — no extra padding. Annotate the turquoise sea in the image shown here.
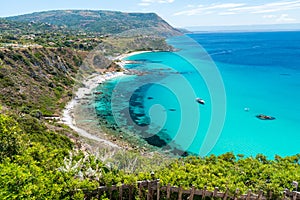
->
[95,31,300,158]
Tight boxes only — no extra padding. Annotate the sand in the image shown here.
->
[61,51,149,149]
[115,50,151,60]
[62,72,124,148]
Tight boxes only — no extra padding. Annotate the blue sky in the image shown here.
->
[0,0,300,27]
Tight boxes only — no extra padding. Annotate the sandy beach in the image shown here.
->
[62,72,124,149]
[114,51,152,68]
[61,51,149,149]
[115,50,151,60]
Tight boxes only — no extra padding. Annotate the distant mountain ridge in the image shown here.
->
[5,10,182,37]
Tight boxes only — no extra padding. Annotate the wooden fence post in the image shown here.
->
[129,185,133,200]
[257,189,263,200]
[246,189,251,200]
[167,183,171,199]
[189,186,195,200]
[292,191,297,200]
[213,187,219,197]
[97,187,100,200]
[119,184,123,200]
[282,189,288,200]
[234,188,239,200]
[109,187,112,200]
[178,186,183,200]
[223,188,229,200]
[202,186,207,199]
[147,180,152,200]
[269,191,273,199]
[138,182,143,199]
[156,181,160,200]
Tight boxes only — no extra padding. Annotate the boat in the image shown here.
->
[93,91,103,95]
[256,114,275,120]
[244,107,250,112]
[196,97,205,105]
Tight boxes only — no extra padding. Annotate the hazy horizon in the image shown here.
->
[1,0,300,28]
[2,9,300,32]
[186,23,300,32]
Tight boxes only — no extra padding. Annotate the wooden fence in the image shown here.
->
[79,180,300,200]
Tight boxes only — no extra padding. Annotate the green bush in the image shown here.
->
[0,114,23,161]
[29,109,42,119]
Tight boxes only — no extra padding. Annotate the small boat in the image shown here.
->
[196,98,205,105]
[256,114,275,120]
[93,91,103,95]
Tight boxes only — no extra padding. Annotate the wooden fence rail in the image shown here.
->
[78,180,300,200]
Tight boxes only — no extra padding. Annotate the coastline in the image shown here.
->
[114,50,152,68]
[115,50,151,60]
[61,51,149,150]
[61,72,123,149]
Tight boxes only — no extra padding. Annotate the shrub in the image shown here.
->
[0,114,23,161]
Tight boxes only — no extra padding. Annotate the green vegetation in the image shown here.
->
[0,111,75,199]
[0,111,166,199]
[101,36,175,55]
[1,122,298,199]
[0,10,298,199]
[6,10,181,37]
[156,153,300,197]
[0,113,23,161]
[0,47,81,115]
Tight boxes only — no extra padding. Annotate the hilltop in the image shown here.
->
[5,10,182,37]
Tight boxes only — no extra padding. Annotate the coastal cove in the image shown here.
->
[90,31,300,158]
[62,51,163,152]
[2,7,300,199]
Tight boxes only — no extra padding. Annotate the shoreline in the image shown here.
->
[115,50,151,60]
[114,51,152,69]
[61,51,149,150]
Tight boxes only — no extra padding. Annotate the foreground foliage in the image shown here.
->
[0,109,299,199]
[155,153,300,198]
[0,13,299,199]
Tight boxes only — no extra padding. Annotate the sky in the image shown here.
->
[0,0,300,27]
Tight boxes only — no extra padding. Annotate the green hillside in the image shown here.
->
[0,10,299,200]
[6,10,182,37]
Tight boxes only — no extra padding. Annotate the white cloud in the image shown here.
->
[263,15,276,19]
[138,2,151,6]
[262,14,296,23]
[209,3,245,9]
[161,0,174,2]
[219,12,237,15]
[229,0,300,14]
[173,3,244,16]
[174,0,300,16]
[139,0,174,6]
[276,14,296,22]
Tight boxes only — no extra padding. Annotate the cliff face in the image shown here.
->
[1,10,182,115]
[0,47,84,115]
[0,35,175,116]
[6,10,182,37]
[0,9,181,158]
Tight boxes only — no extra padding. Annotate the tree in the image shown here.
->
[0,113,23,161]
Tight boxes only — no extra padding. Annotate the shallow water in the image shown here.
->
[95,31,300,158]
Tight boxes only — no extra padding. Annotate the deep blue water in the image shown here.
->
[95,31,300,158]
[188,31,300,69]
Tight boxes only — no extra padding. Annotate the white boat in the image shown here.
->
[196,97,205,105]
